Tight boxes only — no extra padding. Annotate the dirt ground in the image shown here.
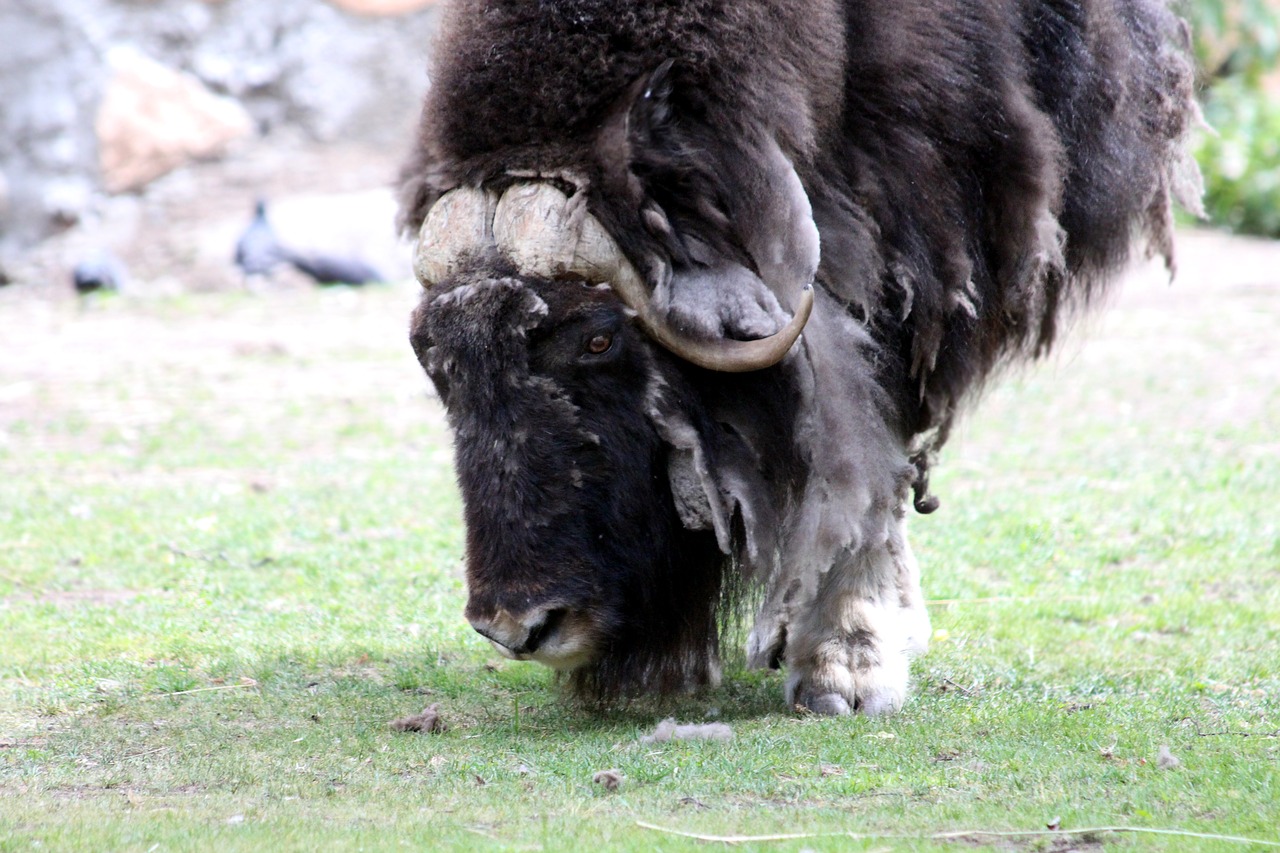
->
[1059,228,1279,433]
[1,131,1278,471]
[4,133,415,299]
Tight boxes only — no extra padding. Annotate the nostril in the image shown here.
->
[523,607,567,654]
[468,607,569,656]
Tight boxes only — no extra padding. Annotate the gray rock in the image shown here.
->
[0,0,438,266]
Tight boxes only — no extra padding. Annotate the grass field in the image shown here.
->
[1,230,1277,851]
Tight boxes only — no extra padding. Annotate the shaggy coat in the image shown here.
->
[401,0,1200,712]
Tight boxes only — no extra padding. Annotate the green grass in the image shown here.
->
[1,248,1278,851]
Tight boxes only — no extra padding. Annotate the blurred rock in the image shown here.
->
[285,249,384,286]
[328,0,439,14]
[266,189,410,284]
[0,0,102,262]
[180,2,437,142]
[0,0,439,272]
[42,178,94,231]
[97,49,253,193]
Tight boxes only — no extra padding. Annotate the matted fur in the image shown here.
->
[402,0,1201,710]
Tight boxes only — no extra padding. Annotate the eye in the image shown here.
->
[585,333,613,356]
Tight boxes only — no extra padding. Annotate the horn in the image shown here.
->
[413,188,498,287]
[493,182,812,373]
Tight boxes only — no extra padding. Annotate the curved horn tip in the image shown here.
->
[648,283,815,374]
[483,177,817,374]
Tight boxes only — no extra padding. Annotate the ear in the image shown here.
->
[623,59,677,154]
[592,60,680,216]
[595,61,676,166]
[409,295,452,406]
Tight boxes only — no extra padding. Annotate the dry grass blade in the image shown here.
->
[636,821,1280,847]
[152,680,259,699]
[930,827,1280,847]
[634,822,845,844]
[925,595,1099,606]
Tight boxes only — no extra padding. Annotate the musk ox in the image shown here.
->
[399,0,1202,715]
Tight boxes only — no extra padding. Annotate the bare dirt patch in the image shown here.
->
[943,229,1280,475]
[943,832,1107,852]
[29,589,141,607]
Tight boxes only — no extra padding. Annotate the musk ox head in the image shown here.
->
[407,72,821,699]
[412,266,730,695]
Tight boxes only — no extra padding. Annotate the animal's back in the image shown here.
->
[402,0,1201,444]
[400,0,845,220]
[817,0,1200,446]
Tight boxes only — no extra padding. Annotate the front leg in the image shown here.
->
[783,515,930,716]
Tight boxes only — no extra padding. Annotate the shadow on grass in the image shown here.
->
[380,652,792,734]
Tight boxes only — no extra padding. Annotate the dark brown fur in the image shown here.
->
[401,0,1197,456]
[401,0,1199,704]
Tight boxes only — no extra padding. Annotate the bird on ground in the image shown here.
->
[233,199,285,278]
[233,199,384,286]
[72,250,127,294]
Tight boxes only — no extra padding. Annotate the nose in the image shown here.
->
[467,606,566,656]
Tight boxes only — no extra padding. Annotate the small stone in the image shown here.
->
[639,718,733,744]
[1157,745,1181,769]
[389,704,446,733]
[592,769,623,792]
[326,0,439,14]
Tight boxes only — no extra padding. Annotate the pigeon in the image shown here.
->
[233,199,285,277]
[283,249,383,286]
[72,251,127,294]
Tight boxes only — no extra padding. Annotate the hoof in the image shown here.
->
[798,692,851,716]
[795,686,903,717]
[852,689,902,717]
[785,642,910,718]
